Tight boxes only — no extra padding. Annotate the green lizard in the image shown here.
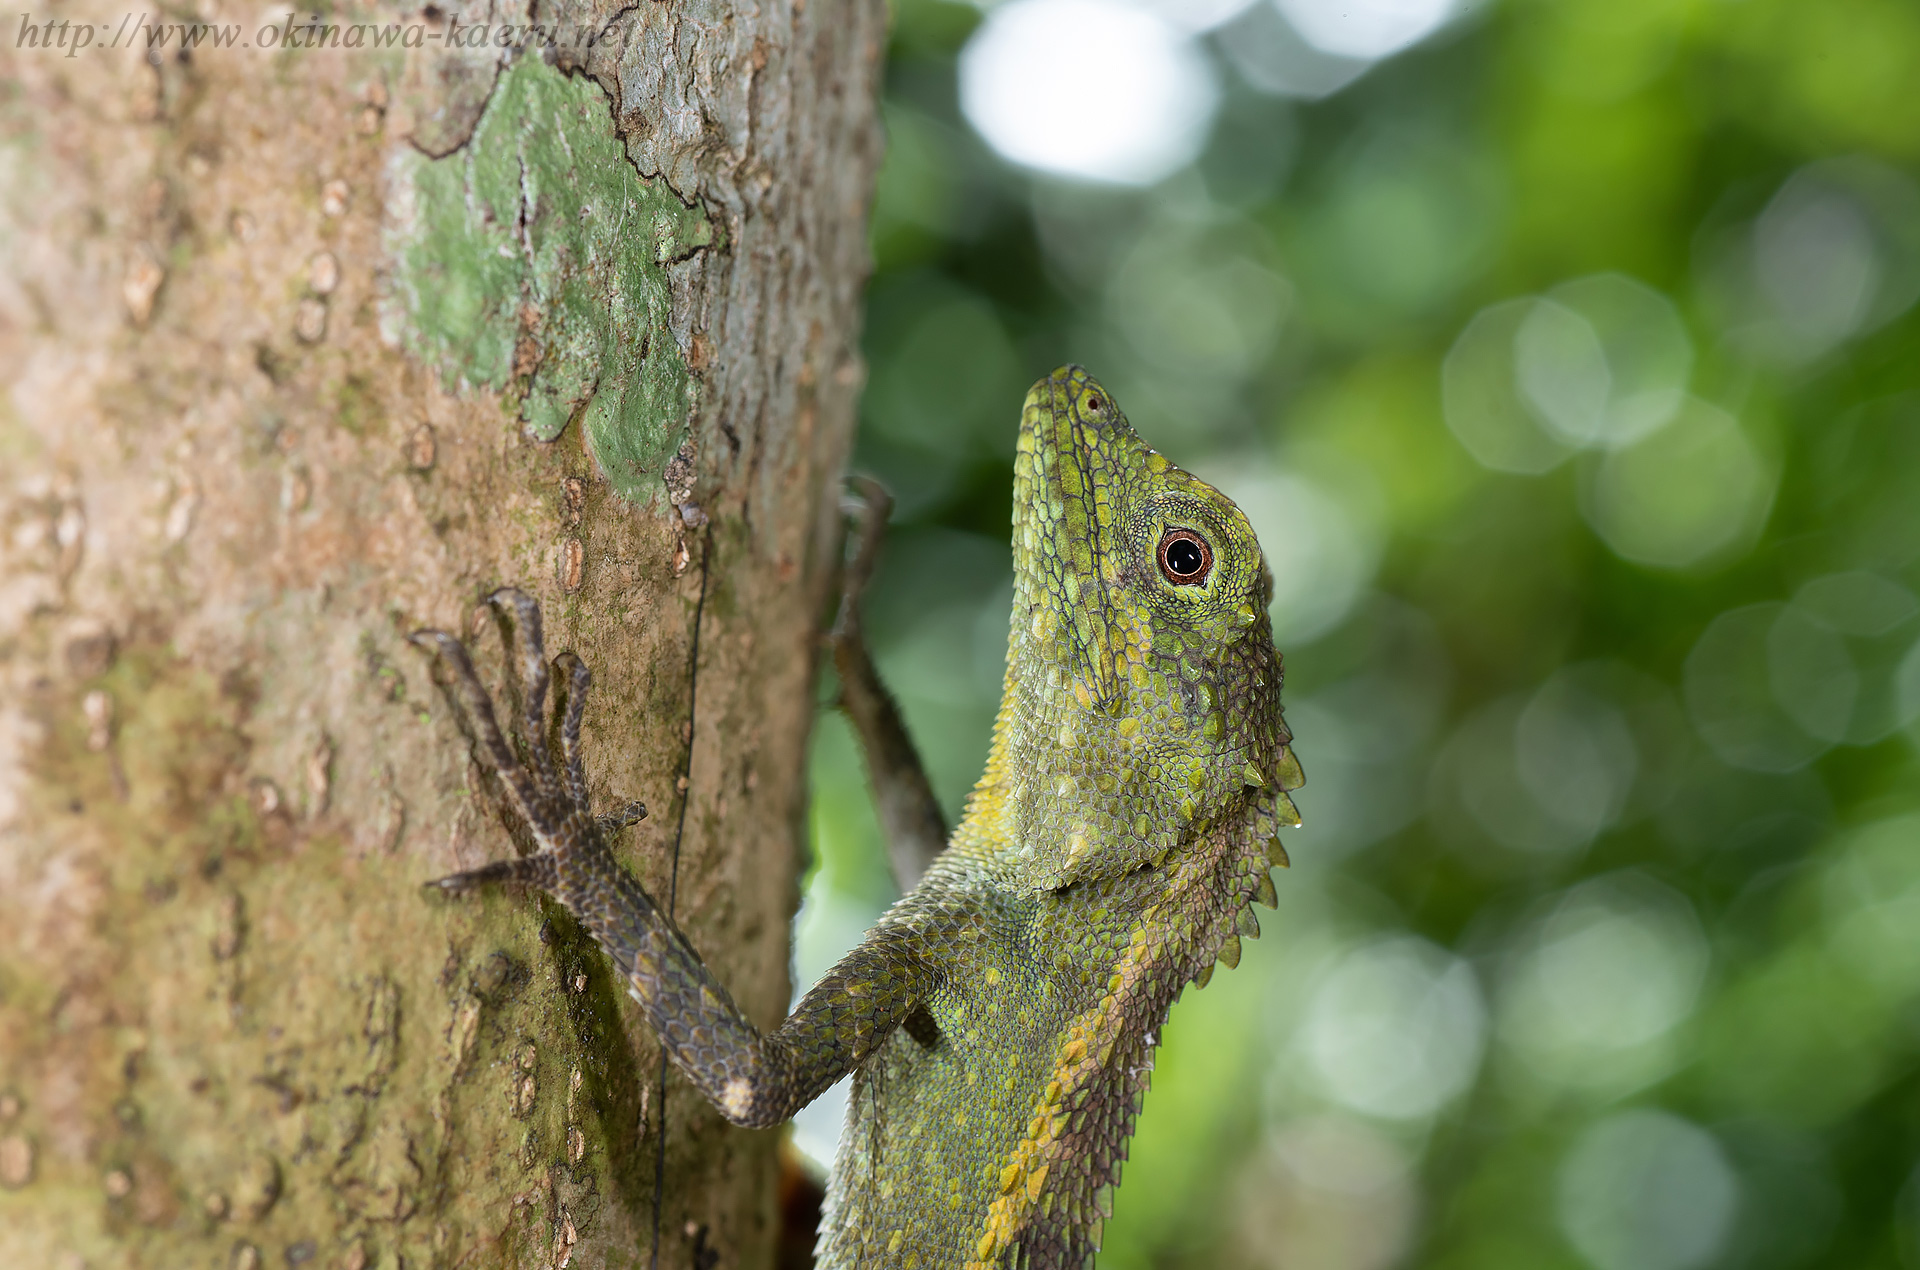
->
[416,365,1302,1268]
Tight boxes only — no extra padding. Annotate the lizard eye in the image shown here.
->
[1157,528,1212,586]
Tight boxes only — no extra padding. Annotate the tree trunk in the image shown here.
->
[0,4,883,1267]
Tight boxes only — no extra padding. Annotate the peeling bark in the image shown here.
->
[0,2,884,1266]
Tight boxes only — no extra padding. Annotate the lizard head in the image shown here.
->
[980,365,1302,888]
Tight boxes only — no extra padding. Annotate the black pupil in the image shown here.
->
[1166,538,1204,576]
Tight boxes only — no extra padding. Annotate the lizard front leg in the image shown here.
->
[830,477,949,891]
[417,588,940,1128]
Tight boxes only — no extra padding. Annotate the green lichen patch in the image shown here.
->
[385,56,716,506]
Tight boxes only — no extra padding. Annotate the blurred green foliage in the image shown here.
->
[797,1,1920,1267]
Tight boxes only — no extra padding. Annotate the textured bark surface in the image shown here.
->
[0,3,883,1266]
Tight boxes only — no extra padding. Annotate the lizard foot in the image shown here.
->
[832,474,892,645]
[413,587,637,891]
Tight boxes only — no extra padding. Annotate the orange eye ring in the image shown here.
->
[1157,528,1212,586]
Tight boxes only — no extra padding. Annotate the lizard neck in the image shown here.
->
[954,600,1289,891]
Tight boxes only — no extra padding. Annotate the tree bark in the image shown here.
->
[0,3,883,1266]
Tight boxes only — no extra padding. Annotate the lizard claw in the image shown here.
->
[425,854,558,893]
[596,799,648,835]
